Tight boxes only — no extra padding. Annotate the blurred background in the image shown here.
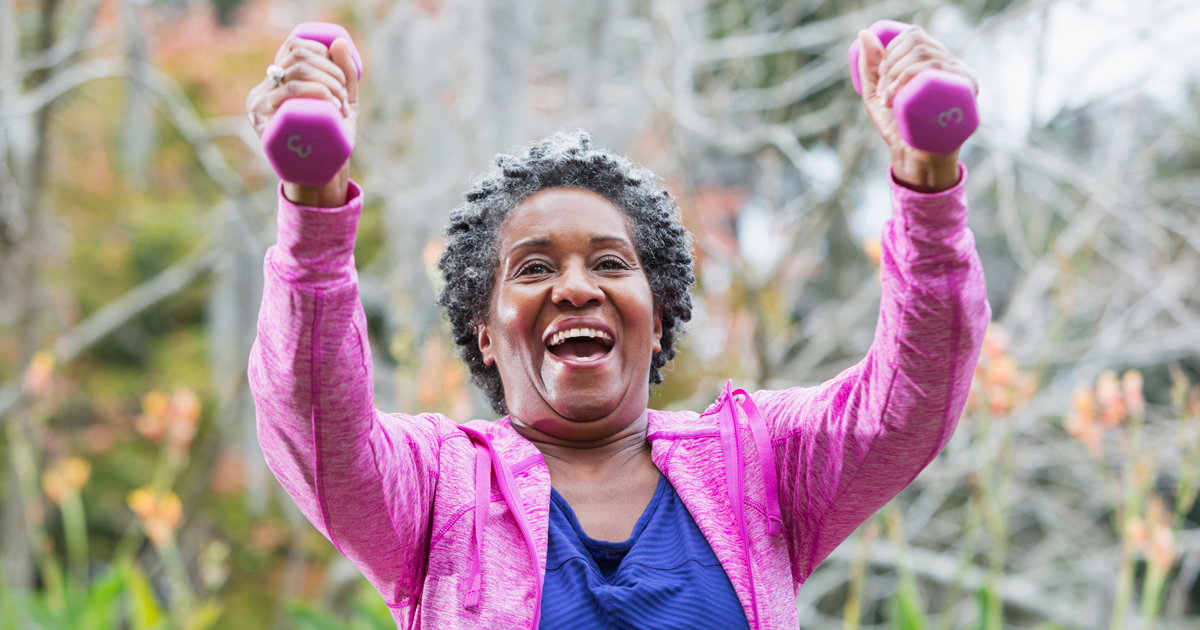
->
[1,0,1199,627]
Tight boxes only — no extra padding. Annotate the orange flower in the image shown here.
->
[985,355,1018,390]
[1071,385,1097,426]
[862,237,882,268]
[126,487,183,546]
[987,385,1013,417]
[41,458,91,505]
[137,387,202,454]
[1096,370,1126,428]
[1122,370,1144,418]
[1066,385,1104,454]
[967,325,1037,417]
[1139,495,1176,574]
[22,351,55,397]
[1126,516,1147,550]
[137,391,171,442]
[1148,524,1176,574]
[127,487,157,519]
[166,388,201,454]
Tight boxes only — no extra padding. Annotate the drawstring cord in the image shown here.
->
[735,388,784,536]
[458,427,544,629]
[718,381,783,628]
[464,440,490,608]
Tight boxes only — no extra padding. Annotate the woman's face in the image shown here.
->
[478,187,661,442]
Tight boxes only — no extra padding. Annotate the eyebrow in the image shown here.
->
[507,237,552,255]
[506,235,631,255]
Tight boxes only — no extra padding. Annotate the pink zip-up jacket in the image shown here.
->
[249,168,989,630]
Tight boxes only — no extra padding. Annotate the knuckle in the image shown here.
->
[286,48,310,65]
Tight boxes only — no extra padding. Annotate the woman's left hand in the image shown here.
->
[856,26,979,193]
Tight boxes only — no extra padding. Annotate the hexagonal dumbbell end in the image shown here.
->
[848,20,978,156]
[261,23,362,187]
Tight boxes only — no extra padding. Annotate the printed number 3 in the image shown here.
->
[937,107,964,128]
[287,135,312,159]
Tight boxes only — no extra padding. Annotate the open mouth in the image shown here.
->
[546,327,614,363]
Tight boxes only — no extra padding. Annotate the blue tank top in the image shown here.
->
[539,474,751,629]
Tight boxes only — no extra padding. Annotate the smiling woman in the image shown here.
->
[246,26,990,630]
[437,135,694,423]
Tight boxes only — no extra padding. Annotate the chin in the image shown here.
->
[548,394,622,423]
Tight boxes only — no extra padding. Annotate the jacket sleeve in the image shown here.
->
[752,165,990,581]
[248,182,440,608]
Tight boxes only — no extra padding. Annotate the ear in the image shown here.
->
[652,310,663,355]
[477,324,496,366]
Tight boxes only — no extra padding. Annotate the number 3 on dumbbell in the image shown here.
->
[286,135,312,159]
[937,107,964,128]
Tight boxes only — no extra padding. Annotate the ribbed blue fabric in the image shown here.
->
[539,475,750,629]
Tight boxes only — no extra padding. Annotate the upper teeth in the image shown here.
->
[548,328,613,347]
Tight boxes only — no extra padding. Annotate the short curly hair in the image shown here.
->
[437,130,695,416]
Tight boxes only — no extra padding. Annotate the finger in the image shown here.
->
[883,58,968,107]
[876,28,949,93]
[329,38,359,118]
[857,30,886,107]
[281,47,347,89]
[277,58,347,105]
[275,36,332,66]
[264,80,343,114]
[247,81,272,132]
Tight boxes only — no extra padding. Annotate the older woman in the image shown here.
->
[246,26,988,630]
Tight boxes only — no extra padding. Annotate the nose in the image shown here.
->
[551,261,604,308]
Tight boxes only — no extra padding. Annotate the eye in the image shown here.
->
[516,261,553,276]
[596,257,630,271]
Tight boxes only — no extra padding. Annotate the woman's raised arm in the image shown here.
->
[751,25,990,581]
[245,33,440,610]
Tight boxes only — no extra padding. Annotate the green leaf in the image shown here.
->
[127,565,166,630]
[289,602,348,630]
[349,586,394,630]
[180,600,224,630]
[889,584,928,630]
[80,568,128,630]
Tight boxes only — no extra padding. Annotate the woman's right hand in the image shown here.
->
[246,36,359,207]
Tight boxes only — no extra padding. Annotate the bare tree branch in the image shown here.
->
[0,241,221,420]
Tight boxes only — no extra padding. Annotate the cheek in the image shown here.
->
[490,289,539,353]
[622,282,659,348]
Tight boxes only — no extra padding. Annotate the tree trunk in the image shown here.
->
[1,0,61,593]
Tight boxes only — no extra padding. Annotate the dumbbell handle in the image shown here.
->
[848,21,978,155]
[261,23,361,187]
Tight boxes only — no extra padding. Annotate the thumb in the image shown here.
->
[330,38,359,113]
[856,30,885,107]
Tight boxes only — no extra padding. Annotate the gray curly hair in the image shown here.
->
[436,130,695,416]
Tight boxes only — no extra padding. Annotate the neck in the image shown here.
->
[511,410,654,483]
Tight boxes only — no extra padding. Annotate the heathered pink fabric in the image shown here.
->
[249,169,990,630]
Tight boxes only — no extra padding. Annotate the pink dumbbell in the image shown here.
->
[848,20,978,155]
[261,23,362,186]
